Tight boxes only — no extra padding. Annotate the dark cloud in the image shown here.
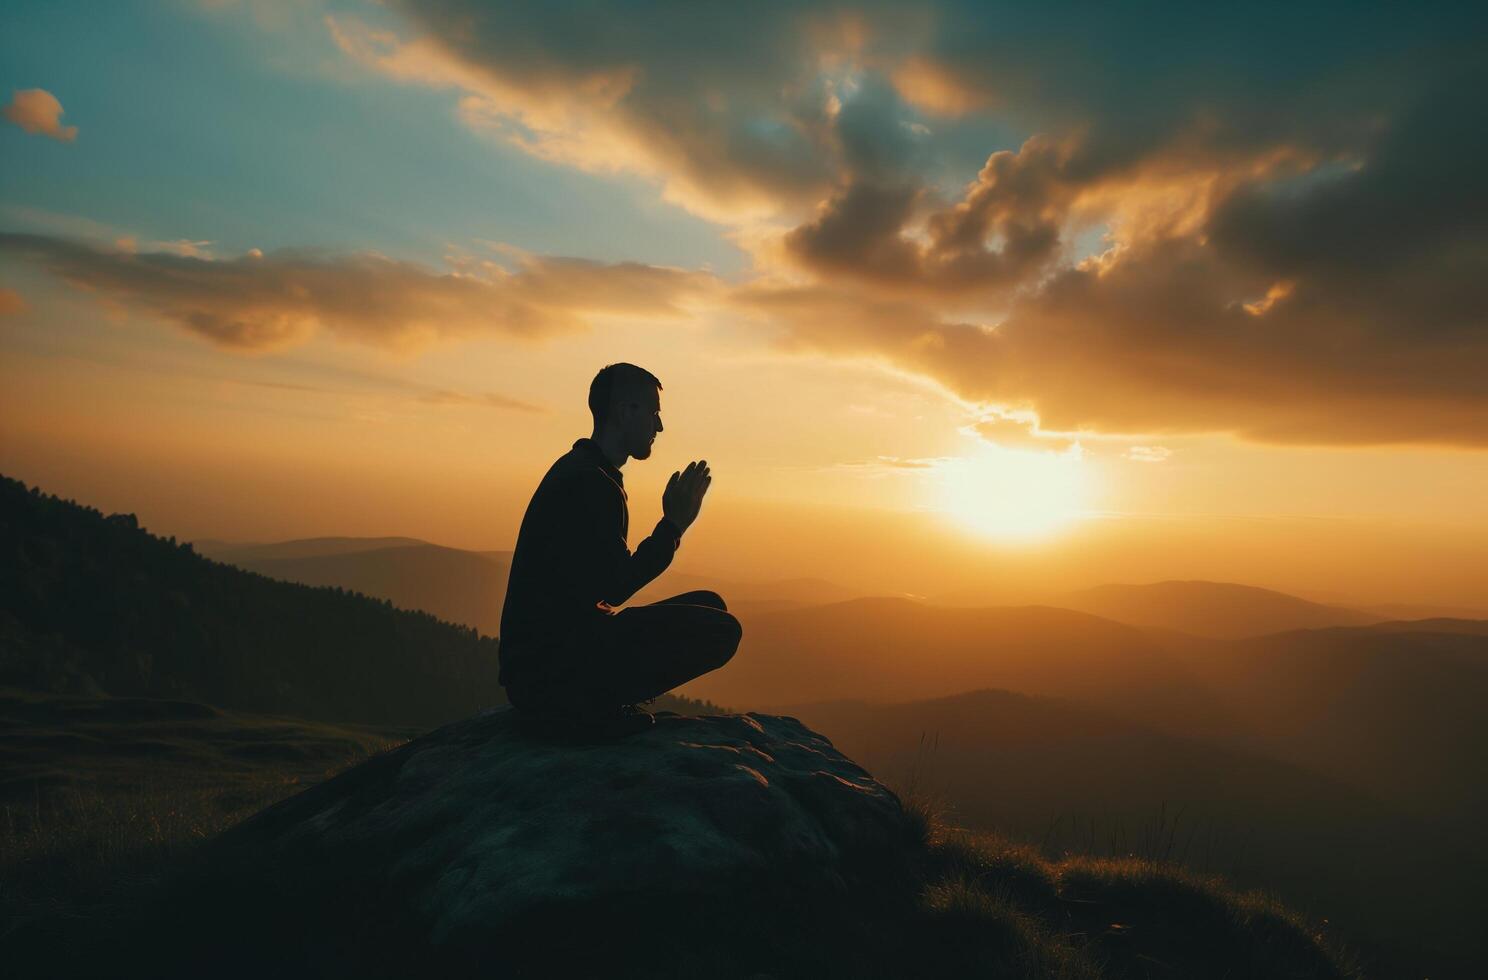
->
[785,135,1069,295]
[0,233,713,352]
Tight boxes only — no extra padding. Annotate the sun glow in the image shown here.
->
[936,445,1090,541]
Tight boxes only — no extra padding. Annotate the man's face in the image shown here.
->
[619,386,663,460]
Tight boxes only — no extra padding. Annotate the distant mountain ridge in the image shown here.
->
[201,536,1444,644]
[197,534,867,633]
[204,542,514,638]
[197,537,432,562]
[683,596,1227,730]
[1051,579,1383,637]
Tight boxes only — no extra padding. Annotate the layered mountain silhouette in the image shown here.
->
[197,536,863,634]
[201,535,1448,645]
[1175,625,1488,829]
[686,597,1226,727]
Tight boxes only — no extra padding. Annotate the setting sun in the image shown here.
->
[936,445,1090,541]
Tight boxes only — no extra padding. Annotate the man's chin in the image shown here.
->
[633,443,653,460]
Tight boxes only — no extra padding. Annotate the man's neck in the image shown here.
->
[589,430,629,470]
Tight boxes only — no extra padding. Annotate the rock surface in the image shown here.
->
[194,709,909,958]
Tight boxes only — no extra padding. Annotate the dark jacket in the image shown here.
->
[498,438,682,687]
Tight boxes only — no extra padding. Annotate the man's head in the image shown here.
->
[589,362,663,461]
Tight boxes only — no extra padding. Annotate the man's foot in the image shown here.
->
[585,703,655,739]
[512,702,654,741]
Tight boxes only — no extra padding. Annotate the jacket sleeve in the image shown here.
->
[566,470,682,607]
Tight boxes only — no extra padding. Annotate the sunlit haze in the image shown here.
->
[2,1,1485,611]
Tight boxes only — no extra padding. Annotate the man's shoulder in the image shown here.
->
[539,448,622,498]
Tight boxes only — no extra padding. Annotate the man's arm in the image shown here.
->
[568,471,681,608]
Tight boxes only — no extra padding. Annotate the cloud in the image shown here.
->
[833,455,954,473]
[734,205,1488,447]
[328,6,858,221]
[783,135,1072,297]
[724,11,1488,448]
[3,89,78,142]
[176,366,544,416]
[967,411,1074,453]
[418,389,544,413]
[154,3,1488,446]
[0,232,715,353]
[1125,446,1172,464]
[0,287,27,316]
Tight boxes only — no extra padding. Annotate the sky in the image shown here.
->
[3,0,1486,608]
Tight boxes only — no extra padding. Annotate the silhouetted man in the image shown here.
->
[499,363,741,733]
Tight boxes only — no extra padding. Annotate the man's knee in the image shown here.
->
[692,590,728,612]
[704,611,742,669]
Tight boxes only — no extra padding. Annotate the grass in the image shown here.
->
[0,686,409,969]
[862,787,1359,979]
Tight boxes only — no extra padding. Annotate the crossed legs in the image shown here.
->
[578,590,741,708]
[510,590,741,713]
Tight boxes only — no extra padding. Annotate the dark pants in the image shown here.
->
[507,590,741,712]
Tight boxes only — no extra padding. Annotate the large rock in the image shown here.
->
[167,709,912,975]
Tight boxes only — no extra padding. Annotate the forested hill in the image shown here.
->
[0,475,503,727]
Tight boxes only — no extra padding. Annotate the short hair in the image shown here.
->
[588,362,662,429]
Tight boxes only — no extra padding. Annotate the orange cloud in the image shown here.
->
[968,412,1075,453]
[417,389,544,413]
[0,287,26,316]
[733,224,1488,448]
[3,89,78,142]
[0,233,716,353]
[891,57,990,117]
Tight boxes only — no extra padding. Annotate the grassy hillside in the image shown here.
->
[0,686,411,964]
[0,475,503,727]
